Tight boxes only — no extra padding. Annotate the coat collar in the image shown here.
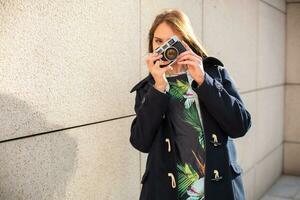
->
[129,56,224,93]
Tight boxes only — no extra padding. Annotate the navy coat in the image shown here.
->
[129,56,252,200]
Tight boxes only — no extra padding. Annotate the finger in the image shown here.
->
[177,60,196,66]
[151,52,159,57]
[163,65,173,72]
[163,65,173,73]
[153,59,163,69]
[155,60,169,70]
[146,54,160,70]
[146,52,157,60]
[149,53,162,60]
[180,40,201,59]
[158,60,169,67]
[177,51,194,60]
[181,40,192,51]
[147,54,163,65]
[177,50,197,60]
[153,54,163,61]
[177,54,200,63]
[177,51,189,58]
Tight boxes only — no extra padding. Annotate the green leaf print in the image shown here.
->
[183,103,205,149]
[168,79,189,101]
[176,161,199,198]
[198,135,205,151]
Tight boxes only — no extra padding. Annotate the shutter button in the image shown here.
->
[215,81,223,91]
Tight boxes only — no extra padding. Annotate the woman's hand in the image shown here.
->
[176,40,205,85]
[145,52,173,92]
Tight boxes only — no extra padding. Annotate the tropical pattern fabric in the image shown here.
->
[165,71,206,200]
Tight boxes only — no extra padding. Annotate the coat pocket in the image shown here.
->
[231,175,246,200]
[141,169,150,184]
[230,162,243,178]
[230,162,246,200]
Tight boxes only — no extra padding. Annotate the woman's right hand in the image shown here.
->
[145,52,173,92]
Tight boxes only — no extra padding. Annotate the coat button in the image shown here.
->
[162,114,166,119]
[167,172,176,188]
[215,81,223,91]
[165,138,171,152]
[211,169,223,181]
[210,134,222,147]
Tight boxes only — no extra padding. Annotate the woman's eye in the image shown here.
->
[155,40,162,43]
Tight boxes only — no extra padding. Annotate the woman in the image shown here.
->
[129,9,252,200]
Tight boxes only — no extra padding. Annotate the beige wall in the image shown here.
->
[284,1,300,176]
[0,1,140,199]
[0,0,294,200]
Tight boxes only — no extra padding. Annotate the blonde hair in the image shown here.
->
[148,9,209,58]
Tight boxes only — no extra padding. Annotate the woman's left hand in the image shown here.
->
[176,40,205,85]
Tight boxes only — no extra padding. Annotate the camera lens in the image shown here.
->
[164,47,178,61]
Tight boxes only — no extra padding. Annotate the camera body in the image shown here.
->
[154,35,187,67]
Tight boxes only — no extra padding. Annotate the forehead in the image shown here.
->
[154,22,182,40]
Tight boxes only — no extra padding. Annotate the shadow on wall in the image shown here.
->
[0,94,77,199]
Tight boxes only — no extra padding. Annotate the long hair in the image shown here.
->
[148,9,209,59]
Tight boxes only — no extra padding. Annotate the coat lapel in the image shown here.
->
[129,73,154,93]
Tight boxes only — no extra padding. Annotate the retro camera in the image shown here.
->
[154,35,187,67]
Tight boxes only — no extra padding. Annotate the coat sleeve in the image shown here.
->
[129,85,170,153]
[191,66,252,138]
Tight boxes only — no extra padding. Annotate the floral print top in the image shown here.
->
[165,71,206,200]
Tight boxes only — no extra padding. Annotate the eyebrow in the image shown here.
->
[153,37,163,40]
